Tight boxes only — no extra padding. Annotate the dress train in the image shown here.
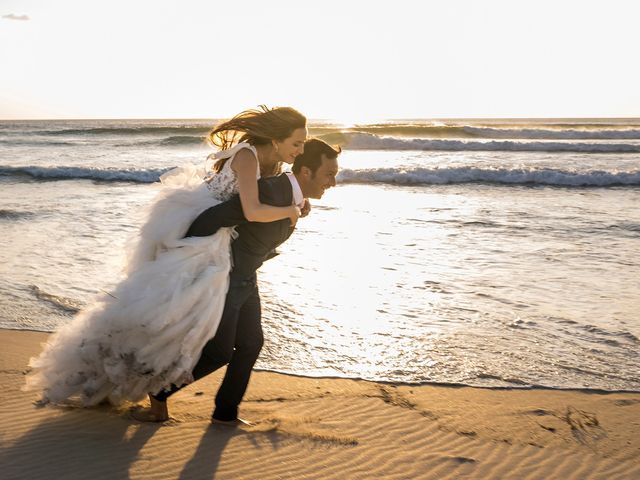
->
[24,151,251,405]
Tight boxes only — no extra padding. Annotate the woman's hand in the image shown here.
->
[300,199,311,217]
[289,205,302,227]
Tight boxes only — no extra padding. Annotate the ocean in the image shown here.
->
[1,118,638,391]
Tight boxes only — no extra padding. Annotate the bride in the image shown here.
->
[25,106,308,408]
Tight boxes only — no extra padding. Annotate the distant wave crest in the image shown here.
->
[23,122,640,142]
[159,135,206,146]
[337,166,640,187]
[462,126,640,140]
[321,124,640,140]
[8,122,640,152]
[324,132,640,153]
[118,135,207,147]
[42,126,211,136]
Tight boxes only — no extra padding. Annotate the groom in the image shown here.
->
[144,139,340,423]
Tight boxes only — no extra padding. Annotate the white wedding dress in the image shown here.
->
[25,143,259,406]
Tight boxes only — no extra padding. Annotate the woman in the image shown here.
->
[25,106,308,408]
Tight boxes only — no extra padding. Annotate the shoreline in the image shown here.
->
[4,326,638,394]
[2,328,639,479]
[254,367,640,394]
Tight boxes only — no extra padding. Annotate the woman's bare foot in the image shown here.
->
[131,394,169,422]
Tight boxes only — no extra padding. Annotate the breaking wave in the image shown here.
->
[337,166,640,187]
[3,164,639,187]
[0,165,170,183]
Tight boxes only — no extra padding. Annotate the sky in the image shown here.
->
[1,0,639,120]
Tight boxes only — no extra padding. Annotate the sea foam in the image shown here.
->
[4,164,639,187]
[0,165,169,183]
[337,166,640,187]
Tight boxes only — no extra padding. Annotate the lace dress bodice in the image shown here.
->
[205,143,260,201]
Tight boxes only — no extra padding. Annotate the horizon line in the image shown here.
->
[1,116,640,122]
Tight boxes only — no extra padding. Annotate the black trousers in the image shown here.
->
[153,275,264,421]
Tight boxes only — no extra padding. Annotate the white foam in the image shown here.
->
[0,165,167,183]
[337,166,640,187]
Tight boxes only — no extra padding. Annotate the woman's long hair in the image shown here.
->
[207,105,306,176]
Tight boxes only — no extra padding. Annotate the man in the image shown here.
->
[142,138,340,424]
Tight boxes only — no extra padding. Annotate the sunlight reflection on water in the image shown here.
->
[1,155,639,389]
[256,181,640,389]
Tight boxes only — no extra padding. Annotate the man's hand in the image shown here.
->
[300,199,311,217]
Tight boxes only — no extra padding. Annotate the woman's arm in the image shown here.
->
[232,149,300,225]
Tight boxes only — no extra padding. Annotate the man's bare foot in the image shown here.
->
[131,394,169,423]
[211,417,254,427]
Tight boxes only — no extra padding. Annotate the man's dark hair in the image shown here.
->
[292,138,341,174]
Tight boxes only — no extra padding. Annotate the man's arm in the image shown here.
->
[185,177,286,238]
[185,195,245,237]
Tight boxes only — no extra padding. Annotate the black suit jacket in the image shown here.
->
[186,173,295,279]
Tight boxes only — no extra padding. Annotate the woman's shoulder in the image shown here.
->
[204,143,260,198]
[214,142,257,163]
[229,147,257,169]
[225,143,260,179]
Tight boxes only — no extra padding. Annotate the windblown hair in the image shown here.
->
[292,139,341,175]
[207,105,306,175]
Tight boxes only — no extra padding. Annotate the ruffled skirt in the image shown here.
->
[25,165,232,405]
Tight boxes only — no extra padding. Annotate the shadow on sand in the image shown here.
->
[2,404,290,480]
[178,422,288,480]
[1,406,159,480]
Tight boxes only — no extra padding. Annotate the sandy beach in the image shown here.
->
[3,0,639,477]
[0,329,638,479]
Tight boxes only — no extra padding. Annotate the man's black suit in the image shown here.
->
[153,173,295,422]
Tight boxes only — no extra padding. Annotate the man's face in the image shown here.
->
[305,155,339,199]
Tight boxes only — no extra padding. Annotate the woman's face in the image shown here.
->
[274,127,307,164]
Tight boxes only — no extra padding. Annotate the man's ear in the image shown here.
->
[299,165,313,179]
